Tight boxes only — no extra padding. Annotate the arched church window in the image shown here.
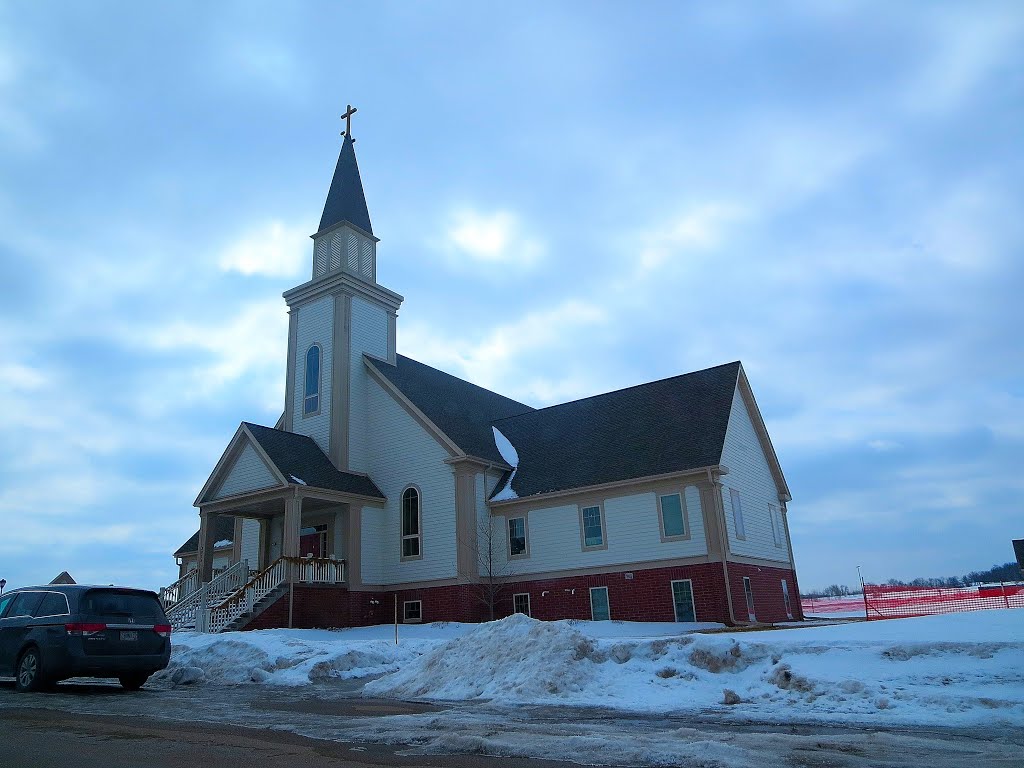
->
[303,344,321,416]
[401,486,422,560]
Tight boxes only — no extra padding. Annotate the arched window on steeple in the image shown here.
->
[303,344,321,416]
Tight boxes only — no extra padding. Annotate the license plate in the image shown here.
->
[120,631,138,642]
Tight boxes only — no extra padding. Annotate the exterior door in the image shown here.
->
[298,532,322,558]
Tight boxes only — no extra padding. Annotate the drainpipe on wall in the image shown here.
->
[708,467,740,626]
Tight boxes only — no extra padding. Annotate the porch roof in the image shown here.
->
[243,422,385,499]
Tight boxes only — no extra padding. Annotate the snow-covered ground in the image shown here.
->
[163,609,1024,728]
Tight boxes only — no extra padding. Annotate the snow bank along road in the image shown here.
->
[0,611,1021,767]
[164,610,1024,729]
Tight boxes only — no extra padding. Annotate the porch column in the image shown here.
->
[346,505,362,588]
[197,509,219,583]
[231,517,245,565]
[283,494,302,558]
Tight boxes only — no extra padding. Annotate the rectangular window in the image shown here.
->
[730,488,746,540]
[589,586,610,621]
[403,600,422,622]
[769,504,782,547]
[781,580,793,619]
[671,579,697,622]
[580,505,606,549]
[513,593,531,616]
[659,493,687,539]
[508,517,528,558]
[743,576,756,621]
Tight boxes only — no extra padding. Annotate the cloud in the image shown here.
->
[443,208,545,267]
[400,299,607,403]
[637,203,744,275]
[219,220,309,277]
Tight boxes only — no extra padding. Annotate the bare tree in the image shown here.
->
[459,515,516,621]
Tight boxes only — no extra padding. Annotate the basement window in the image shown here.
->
[403,600,422,623]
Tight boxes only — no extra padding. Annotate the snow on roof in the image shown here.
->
[491,426,519,500]
[289,474,307,486]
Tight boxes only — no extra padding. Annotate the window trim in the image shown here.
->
[729,488,746,540]
[302,343,323,418]
[589,585,611,621]
[769,503,783,548]
[670,579,697,623]
[781,579,794,620]
[578,502,608,551]
[657,491,692,542]
[513,592,531,617]
[400,485,423,562]
[507,515,530,560]
[403,600,422,623]
[743,576,756,621]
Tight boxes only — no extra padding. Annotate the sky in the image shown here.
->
[0,1,1021,594]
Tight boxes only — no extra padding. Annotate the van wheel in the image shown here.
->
[119,673,149,691]
[15,648,46,693]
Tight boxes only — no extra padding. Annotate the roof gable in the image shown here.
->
[490,361,741,500]
[365,354,534,463]
[243,422,385,499]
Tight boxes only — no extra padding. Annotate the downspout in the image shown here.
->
[708,467,740,626]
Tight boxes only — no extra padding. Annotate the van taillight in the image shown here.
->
[66,622,106,636]
[153,624,172,638]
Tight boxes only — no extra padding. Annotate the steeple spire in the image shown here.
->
[318,118,372,236]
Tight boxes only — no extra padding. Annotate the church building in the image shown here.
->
[167,112,802,632]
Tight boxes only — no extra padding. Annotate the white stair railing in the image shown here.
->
[200,557,347,634]
[159,569,200,608]
[166,559,249,630]
[206,557,288,634]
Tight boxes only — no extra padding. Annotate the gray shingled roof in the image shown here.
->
[366,354,534,464]
[318,134,373,235]
[490,361,741,500]
[175,514,235,557]
[244,422,385,499]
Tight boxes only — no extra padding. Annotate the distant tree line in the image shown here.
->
[801,561,1022,599]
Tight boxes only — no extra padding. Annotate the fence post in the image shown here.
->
[1001,581,1010,609]
[861,584,871,620]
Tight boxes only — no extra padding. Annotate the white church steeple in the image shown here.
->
[281,109,402,473]
[310,105,379,283]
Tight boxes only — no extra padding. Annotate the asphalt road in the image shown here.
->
[0,678,1021,767]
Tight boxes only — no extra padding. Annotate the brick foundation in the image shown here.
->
[728,563,804,623]
[241,561,802,630]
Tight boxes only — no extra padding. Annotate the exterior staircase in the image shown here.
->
[162,557,346,634]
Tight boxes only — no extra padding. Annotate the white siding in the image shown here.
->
[487,488,709,577]
[476,469,507,578]
[240,519,261,568]
[291,295,334,451]
[360,376,457,585]
[347,295,388,472]
[719,386,790,563]
[213,442,278,500]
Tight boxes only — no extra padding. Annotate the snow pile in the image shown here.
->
[157,626,450,686]
[366,611,1024,727]
[364,613,596,700]
[157,611,1024,728]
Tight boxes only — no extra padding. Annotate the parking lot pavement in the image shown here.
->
[0,679,1022,768]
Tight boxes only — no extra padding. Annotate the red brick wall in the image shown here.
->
[728,563,804,623]
[242,562,803,630]
[244,584,352,630]
[493,562,732,624]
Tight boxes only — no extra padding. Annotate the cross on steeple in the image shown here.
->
[340,104,358,139]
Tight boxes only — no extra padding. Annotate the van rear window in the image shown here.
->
[81,590,164,620]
